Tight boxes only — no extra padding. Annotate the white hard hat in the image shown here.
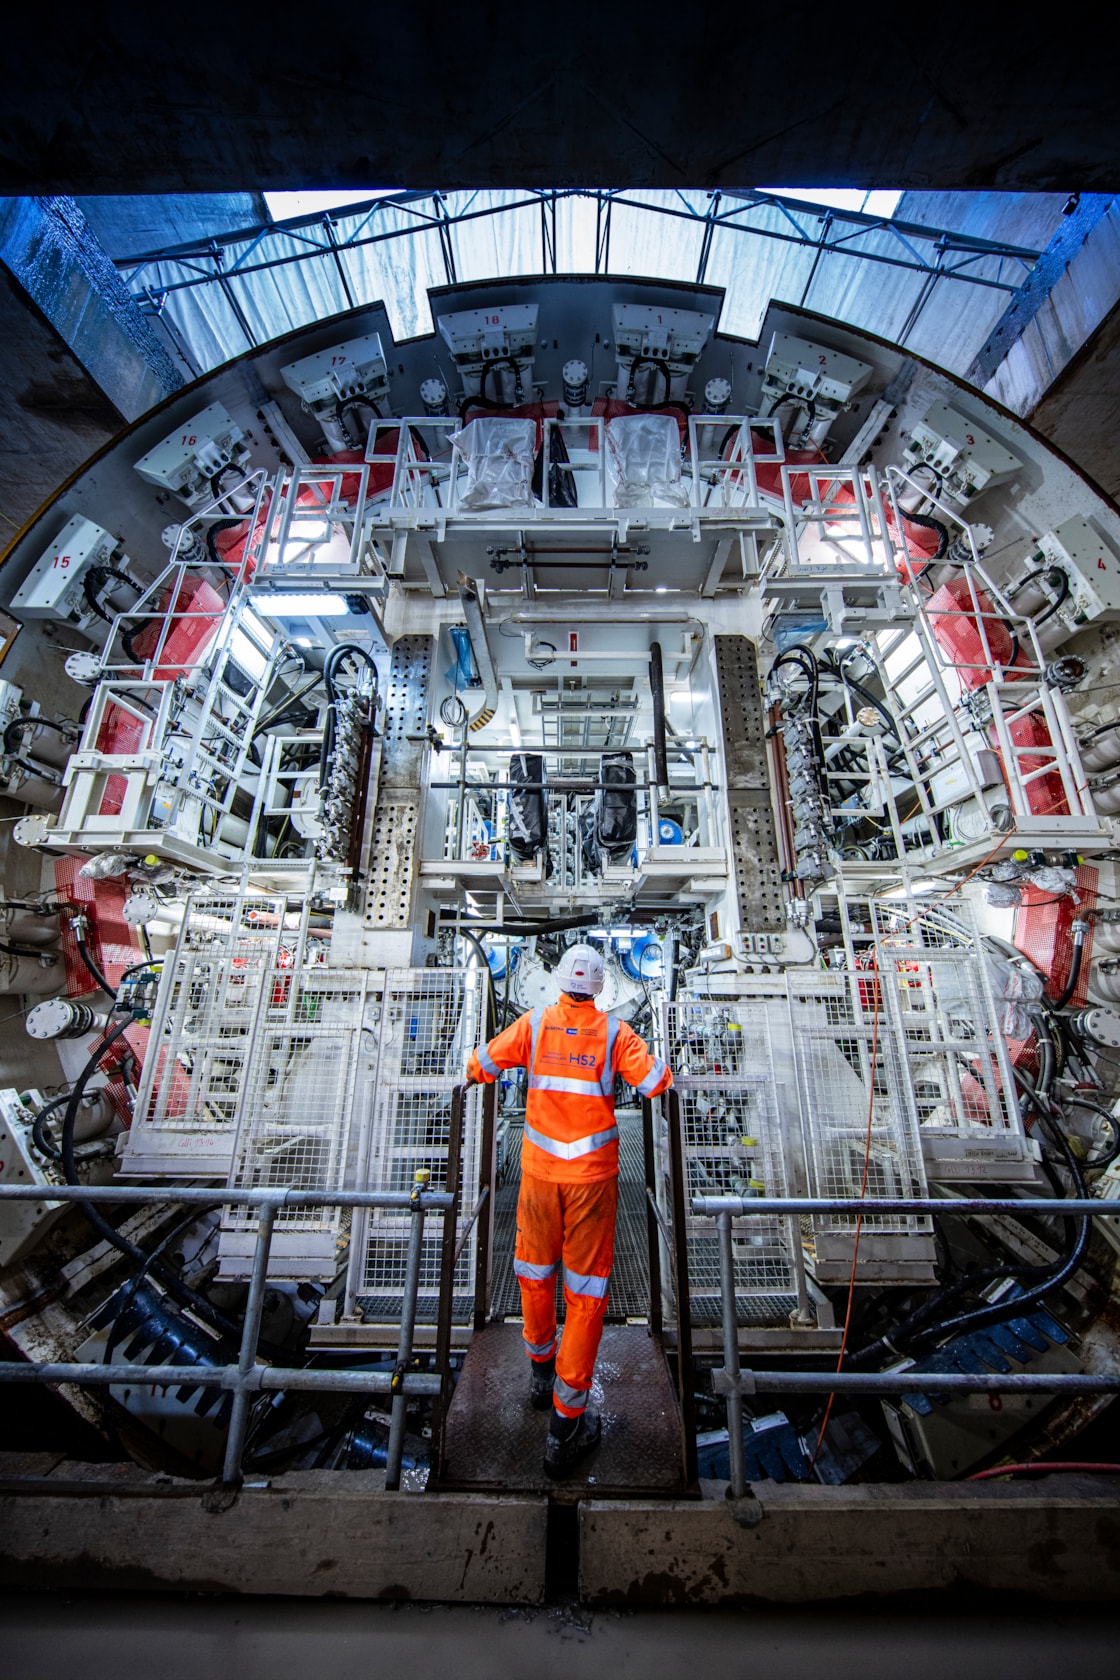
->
[555,943,604,996]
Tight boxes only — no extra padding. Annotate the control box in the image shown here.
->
[10,515,123,626]
[611,303,714,368]
[437,304,538,370]
[904,401,1020,502]
[761,333,872,414]
[280,332,390,416]
[1036,516,1120,628]
[133,402,251,507]
[0,1089,64,1267]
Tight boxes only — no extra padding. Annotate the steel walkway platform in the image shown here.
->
[436,1322,686,1500]
[489,1107,652,1320]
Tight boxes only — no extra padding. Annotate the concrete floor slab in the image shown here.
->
[3,1591,1120,1680]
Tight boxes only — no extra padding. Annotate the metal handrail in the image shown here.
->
[0,1179,456,1490]
[690,1192,1120,1502]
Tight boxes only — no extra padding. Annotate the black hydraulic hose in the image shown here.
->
[441,913,604,935]
[458,364,524,421]
[649,642,670,798]
[1033,568,1071,629]
[320,644,377,788]
[771,645,827,775]
[3,716,72,756]
[2,718,43,750]
[209,463,243,499]
[58,1015,278,1352]
[772,393,816,430]
[250,673,326,742]
[628,357,672,409]
[455,928,498,1036]
[75,934,116,1003]
[907,1096,1090,1350]
[480,357,524,406]
[1060,1096,1120,1168]
[771,645,820,710]
[120,621,143,663]
[1049,922,1086,1012]
[31,1091,70,1160]
[104,1201,225,1353]
[323,642,377,698]
[81,567,138,624]
[905,508,950,561]
[819,659,901,741]
[849,1048,1089,1366]
[458,394,518,427]
[205,517,245,567]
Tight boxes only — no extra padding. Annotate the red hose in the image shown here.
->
[968,1461,1120,1480]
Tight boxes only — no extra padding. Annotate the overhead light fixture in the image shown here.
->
[252,592,352,618]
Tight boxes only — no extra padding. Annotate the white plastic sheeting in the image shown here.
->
[450,416,537,510]
[606,413,688,508]
[121,189,1060,386]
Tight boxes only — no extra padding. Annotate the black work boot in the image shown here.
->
[543,1407,601,1479]
[529,1354,556,1412]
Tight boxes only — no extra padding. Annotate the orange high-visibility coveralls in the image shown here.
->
[468,994,672,1417]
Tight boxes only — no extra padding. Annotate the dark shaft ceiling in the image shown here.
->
[3,15,1120,196]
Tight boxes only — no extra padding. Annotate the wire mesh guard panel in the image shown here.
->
[870,898,1034,1177]
[354,968,486,1322]
[121,890,292,1175]
[219,969,373,1279]
[786,971,931,1246]
[665,1001,795,1316]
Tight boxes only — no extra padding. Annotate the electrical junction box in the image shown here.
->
[437,304,538,370]
[1034,516,1120,627]
[133,402,250,507]
[904,401,1020,502]
[761,333,872,411]
[928,734,1004,807]
[280,332,390,416]
[10,515,122,626]
[0,1088,65,1267]
[611,303,714,368]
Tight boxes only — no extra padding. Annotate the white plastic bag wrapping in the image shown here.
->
[606,413,689,508]
[984,951,1044,1040]
[450,417,537,510]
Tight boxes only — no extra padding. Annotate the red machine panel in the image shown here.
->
[1015,863,1097,1006]
[129,574,226,679]
[53,857,142,995]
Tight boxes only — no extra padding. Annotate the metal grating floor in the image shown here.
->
[489,1106,651,1320]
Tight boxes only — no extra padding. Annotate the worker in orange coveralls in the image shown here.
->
[467,943,673,1477]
